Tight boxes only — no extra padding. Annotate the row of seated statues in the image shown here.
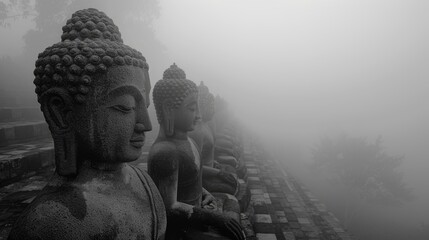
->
[7,8,251,240]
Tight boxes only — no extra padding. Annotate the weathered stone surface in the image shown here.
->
[148,63,245,240]
[7,8,167,240]
[0,139,54,186]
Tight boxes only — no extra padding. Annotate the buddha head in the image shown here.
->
[153,63,199,137]
[197,82,215,122]
[34,8,152,176]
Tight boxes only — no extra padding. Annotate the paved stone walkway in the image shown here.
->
[0,137,355,240]
[244,151,355,240]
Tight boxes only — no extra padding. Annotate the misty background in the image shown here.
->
[1,0,428,239]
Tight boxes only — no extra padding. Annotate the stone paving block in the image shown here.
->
[277,216,288,223]
[282,231,296,240]
[285,214,298,222]
[253,223,276,233]
[251,189,264,194]
[253,203,269,214]
[275,211,285,216]
[254,214,272,223]
[256,233,277,240]
[248,168,259,174]
[291,229,305,238]
[248,176,261,182]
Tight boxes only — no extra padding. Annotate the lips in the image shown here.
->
[130,136,145,148]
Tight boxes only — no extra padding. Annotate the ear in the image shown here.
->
[162,99,174,136]
[40,87,77,176]
[40,88,74,134]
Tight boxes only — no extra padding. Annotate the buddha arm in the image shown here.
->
[216,156,238,168]
[203,166,237,186]
[215,145,235,156]
[155,160,195,220]
[150,148,223,227]
[203,165,220,177]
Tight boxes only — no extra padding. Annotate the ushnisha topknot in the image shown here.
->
[33,8,149,104]
[162,62,186,80]
[153,63,198,123]
[198,81,215,121]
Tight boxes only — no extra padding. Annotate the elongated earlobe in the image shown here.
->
[162,99,175,137]
[40,88,77,176]
[165,116,174,137]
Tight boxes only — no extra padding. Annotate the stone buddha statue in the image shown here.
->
[8,8,166,240]
[212,98,246,179]
[189,82,238,195]
[147,64,245,240]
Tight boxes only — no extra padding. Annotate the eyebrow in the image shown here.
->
[186,100,197,107]
[103,85,145,103]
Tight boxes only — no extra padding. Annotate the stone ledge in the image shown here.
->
[0,108,43,123]
[0,139,54,187]
[0,121,50,147]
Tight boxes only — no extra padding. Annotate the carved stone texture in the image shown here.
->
[8,8,166,240]
[148,64,245,240]
[189,82,239,196]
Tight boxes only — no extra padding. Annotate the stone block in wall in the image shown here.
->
[0,107,43,123]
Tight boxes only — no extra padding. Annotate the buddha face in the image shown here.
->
[73,65,152,163]
[173,92,200,132]
[201,96,215,122]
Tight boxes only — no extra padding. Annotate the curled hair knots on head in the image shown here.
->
[153,64,198,123]
[197,82,215,121]
[34,8,149,104]
[197,81,210,106]
[62,8,121,43]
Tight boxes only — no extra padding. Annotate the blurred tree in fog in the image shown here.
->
[0,0,34,27]
[312,134,413,227]
[1,0,163,107]
[1,0,160,59]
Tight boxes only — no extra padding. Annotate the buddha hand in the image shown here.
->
[202,189,217,210]
[218,170,236,185]
[212,214,246,240]
[213,161,221,169]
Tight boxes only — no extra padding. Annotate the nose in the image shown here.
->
[135,106,152,132]
[134,123,146,133]
[195,113,202,122]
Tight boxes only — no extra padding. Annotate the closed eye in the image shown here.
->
[111,105,134,113]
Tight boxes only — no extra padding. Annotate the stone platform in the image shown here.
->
[242,150,355,240]
[0,130,354,240]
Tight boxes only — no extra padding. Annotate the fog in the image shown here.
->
[1,0,428,239]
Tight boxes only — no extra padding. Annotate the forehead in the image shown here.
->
[91,66,151,105]
[104,66,148,92]
[182,92,198,105]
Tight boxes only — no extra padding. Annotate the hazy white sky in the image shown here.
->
[154,0,429,129]
[154,0,429,196]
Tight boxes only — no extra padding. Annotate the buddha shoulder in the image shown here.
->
[148,141,181,177]
[8,185,90,240]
